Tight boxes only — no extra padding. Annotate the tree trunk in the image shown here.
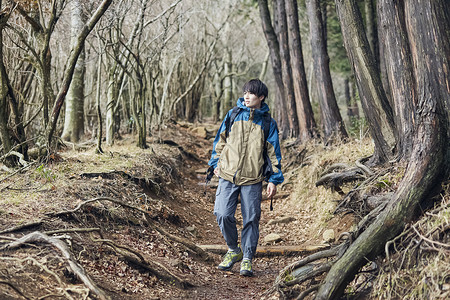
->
[61,0,86,143]
[0,17,13,166]
[364,0,378,68]
[276,0,299,138]
[316,0,450,298]
[44,0,113,149]
[286,0,317,142]
[377,0,416,160]
[221,47,233,118]
[105,68,117,146]
[306,0,347,142]
[335,0,396,164]
[258,0,289,139]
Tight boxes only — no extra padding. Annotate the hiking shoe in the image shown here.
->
[218,249,243,271]
[240,259,253,276]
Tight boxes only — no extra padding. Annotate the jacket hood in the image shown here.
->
[237,97,270,115]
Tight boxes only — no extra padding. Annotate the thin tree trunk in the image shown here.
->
[61,0,86,143]
[335,0,396,164]
[286,0,317,142]
[307,0,347,142]
[277,0,299,138]
[258,0,289,139]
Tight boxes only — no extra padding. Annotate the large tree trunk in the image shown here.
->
[377,0,416,160]
[316,0,450,298]
[306,0,347,142]
[258,0,289,139]
[335,0,396,164]
[276,0,299,138]
[286,0,317,142]
[61,0,86,143]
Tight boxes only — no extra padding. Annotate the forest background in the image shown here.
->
[0,0,449,299]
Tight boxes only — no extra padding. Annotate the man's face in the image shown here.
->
[244,91,264,109]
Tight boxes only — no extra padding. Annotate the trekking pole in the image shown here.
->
[270,195,273,211]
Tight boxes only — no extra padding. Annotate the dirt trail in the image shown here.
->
[0,123,332,300]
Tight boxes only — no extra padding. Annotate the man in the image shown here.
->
[208,79,284,276]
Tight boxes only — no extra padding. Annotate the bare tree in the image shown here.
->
[61,0,86,143]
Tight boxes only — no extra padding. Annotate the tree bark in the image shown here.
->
[61,0,86,143]
[258,0,289,138]
[335,0,396,164]
[364,0,378,68]
[377,0,416,160]
[316,0,450,298]
[286,0,317,142]
[276,0,299,138]
[307,0,347,142]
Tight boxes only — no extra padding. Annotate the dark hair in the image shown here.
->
[242,79,268,101]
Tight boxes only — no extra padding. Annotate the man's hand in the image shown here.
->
[214,167,219,177]
[267,182,277,198]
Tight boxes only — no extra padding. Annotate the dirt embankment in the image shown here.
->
[0,122,362,300]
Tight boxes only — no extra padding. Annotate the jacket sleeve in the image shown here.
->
[208,111,231,169]
[266,119,284,185]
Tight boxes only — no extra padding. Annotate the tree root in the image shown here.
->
[265,242,350,298]
[49,196,214,263]
[80,170,161,194]
[0,280,31,300]
[91,237,193,289]
[0,256,90,300]
[0,219,43,234]
[0,231,108,300]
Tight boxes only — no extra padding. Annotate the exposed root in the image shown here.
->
[92,237,193,289]
[0,231,108,300]
[0,219,43,234]
[0,280,31,300]
[49,196,214,262]
[265,242,350,298]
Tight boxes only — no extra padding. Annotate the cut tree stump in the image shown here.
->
[198,244,329,257]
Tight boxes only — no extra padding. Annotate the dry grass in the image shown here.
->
[279,138,374,243]
[372,182,450,300]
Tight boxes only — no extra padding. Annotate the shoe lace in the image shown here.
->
[222,251,234,264]
[242,260,251,270]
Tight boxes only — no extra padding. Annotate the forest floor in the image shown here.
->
[0,121,375,300]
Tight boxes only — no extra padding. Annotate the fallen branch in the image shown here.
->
[0,231,108,300]
[198,244,329,257]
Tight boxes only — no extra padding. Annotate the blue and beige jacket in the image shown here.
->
[208,98,284,186]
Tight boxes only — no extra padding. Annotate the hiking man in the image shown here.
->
[208,79,284,276]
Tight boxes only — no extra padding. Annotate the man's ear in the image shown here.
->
[259,95,265,102]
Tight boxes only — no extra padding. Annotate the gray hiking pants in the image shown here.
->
[214,178,262,260]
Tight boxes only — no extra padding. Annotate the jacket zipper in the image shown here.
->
[233,109,254,184]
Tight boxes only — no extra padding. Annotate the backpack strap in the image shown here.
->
[263,112,271,148]
[225,106,242,139]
